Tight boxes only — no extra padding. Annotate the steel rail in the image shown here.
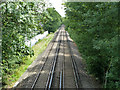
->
[65,31,81,88]
[59,71,62,90]
[45,30,61,89]
[63,30,65,89]
[45,29,62,89]
[31,28,61,90]
[59,30,64,90]
[59,31,64,90]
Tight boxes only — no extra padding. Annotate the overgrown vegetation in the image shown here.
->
[42,8,62,33]
[5,33,54,88]
[64,2,120,88]
[1,1,61,87]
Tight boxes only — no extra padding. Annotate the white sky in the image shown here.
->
[46,0,66,17]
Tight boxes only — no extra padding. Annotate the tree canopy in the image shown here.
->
[64,2,120,88]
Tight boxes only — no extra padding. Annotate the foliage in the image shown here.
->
[2,33,54,88]
[1,1,61,86]
[42,8,62,33]
[64,2,120,88]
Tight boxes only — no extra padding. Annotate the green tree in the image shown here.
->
[64,2,120,88]
[1,1,46,85]
[43,8,62,33]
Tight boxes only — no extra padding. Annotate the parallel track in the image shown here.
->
[31,28,61,90]
[65,30,82,88]
[45,29,62,89]
[30,25,81,89]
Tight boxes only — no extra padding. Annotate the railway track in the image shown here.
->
[15,25,82,89]
[66,30,82,88]
[30,27,62,89]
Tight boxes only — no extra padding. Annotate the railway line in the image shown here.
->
[15,25,83,89]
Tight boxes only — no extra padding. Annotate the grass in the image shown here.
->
[5,33,54,88]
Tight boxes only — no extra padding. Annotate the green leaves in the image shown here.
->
[1,1,47,86]
[64,2,119,88]
[1,1,61,86]
[43,8,62,33]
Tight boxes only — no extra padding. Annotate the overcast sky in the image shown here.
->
[46,0,66,17]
